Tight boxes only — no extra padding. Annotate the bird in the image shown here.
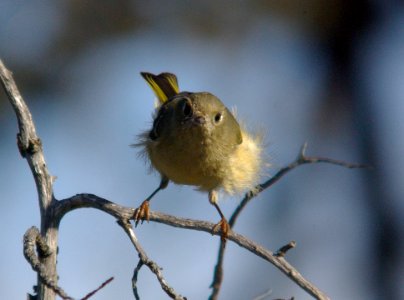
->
[134,72,263,241]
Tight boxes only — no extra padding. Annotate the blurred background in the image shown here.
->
[1,1,403,299]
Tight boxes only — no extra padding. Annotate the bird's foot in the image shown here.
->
[212,217,230,243]
[133,200,150,226]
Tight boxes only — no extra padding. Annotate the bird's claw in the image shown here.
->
[133,200,150,226]
[212,217,230,243]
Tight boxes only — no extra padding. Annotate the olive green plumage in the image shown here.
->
[134,72,263,239]
[137,72,262,199]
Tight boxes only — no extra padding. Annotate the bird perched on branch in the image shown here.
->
[134,72,263,241]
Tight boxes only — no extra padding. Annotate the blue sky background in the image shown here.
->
[1,1,403,299]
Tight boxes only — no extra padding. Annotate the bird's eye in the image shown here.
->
[214,112,223,124]
[180,99,193,117]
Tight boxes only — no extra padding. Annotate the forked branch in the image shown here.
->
[1,58,366,300]
[209,143,367,300]
[118,219,186,300]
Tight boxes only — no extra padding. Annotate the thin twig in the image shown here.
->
[209,143,366,300]
[231,142,368,228]
[252,289,272,300]
[274,241,297,258]
[132,260,144,300]
[209,242,226,292]
[117,219,186,300]
[80,277,114,300]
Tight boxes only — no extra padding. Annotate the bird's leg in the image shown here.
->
[209,191,230,242]
[134,176,169,226]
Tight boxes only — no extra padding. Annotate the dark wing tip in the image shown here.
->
[140,72,155,80]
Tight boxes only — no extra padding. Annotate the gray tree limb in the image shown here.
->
[1,59,57,300]
[1,58,350,300]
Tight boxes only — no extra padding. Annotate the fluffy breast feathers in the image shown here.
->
[138,121,263,196]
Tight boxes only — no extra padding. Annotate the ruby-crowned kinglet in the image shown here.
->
[134,72,262,240]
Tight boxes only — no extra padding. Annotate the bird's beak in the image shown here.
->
[191,115,206,125]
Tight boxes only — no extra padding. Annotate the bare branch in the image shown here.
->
[55,193,134,222]
[117,219,186,300]
[23,226,113,300]
[1,59,59,299]
[209,242,225,294]
[52,194,329,299]
[23,227,73,300]
[80,277,114,300]
[230,142,367,229]
[274,241,297,258]
[210,142,367,299]
[2,59,183,300]
[132,260,144,300]
[0,59,54,216]
[3,59,334,300]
